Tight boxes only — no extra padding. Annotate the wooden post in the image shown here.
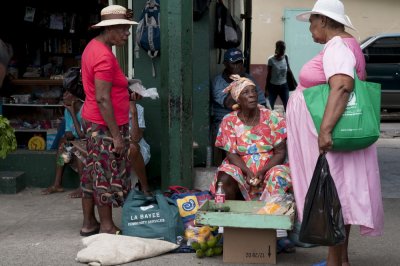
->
[160,0,193,189]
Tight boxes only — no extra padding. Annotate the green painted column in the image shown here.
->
[160,0,193,189]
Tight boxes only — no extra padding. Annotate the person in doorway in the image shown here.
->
[265,40,291,111]
[286,1,384,265]
[128,100,151,195]
[41,81,86,198]
[79,5,137,236]
[0,39,13,89]
[211,48,267,165]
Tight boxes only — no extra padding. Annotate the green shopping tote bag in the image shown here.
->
[122,189,184,244]
[303,73,381,151]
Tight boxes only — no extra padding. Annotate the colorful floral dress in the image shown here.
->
[210,106,292,201]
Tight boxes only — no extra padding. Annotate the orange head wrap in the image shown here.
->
[223,74,256,101]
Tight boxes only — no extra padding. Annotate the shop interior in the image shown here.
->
[0,0,105,149]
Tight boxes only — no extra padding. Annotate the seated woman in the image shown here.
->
[210,74,292,201]
[41,84,85,198]
[209,74,294,253]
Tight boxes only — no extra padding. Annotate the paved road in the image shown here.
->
[0,139,399,266]
[380,122,400,138]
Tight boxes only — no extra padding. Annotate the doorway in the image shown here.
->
[283,9,323,80]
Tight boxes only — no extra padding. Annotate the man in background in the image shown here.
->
[211,48,267,165]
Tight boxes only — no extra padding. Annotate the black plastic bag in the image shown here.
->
[299,153,346,246]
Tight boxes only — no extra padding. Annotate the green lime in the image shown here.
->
[191,242,201,250]
[205,248,214,257]
[200,242,208,251]
[207,236,217,248]
[196,249,205,258]
[213,246,223,256]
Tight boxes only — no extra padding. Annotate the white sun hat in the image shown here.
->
[296,0,356,30]
[91,5,138,28]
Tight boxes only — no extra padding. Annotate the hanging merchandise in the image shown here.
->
[215,0,242,63]
[193,0,211,21]
[135,0,160,78]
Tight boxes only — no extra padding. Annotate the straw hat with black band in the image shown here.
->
[92,5,138,28]
[296,0,356,30]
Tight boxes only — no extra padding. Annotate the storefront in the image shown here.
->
[0,0,245,190]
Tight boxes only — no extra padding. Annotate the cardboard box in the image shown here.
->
[195,200,294,264]
[223,227,276,264]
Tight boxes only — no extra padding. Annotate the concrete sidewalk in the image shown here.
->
[0,139,399,265]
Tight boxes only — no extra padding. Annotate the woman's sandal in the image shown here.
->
[80,228,100,237]
[41,186,64,195]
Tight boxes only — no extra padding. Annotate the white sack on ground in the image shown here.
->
[76,233,178,266]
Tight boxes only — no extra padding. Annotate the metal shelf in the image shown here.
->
[14,129,49,132]
[10,79,63,86]
[2,103,63,107]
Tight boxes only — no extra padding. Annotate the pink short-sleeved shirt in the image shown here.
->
[298,36,366,91]
[81,39,129,126]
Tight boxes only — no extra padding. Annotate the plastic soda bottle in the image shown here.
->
[215,181,225,211]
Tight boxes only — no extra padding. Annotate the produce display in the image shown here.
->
[256,194,295,215]
[184,225,223,258]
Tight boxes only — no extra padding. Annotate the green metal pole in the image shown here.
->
[160,0,193,189]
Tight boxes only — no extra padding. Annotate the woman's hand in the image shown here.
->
[264,87,269,98]
[129,92,142,102]
[318,130,333,153]
[243,168,256,186]
[256,168,267,182]
[247,168,266,187]
[112,135,124,155]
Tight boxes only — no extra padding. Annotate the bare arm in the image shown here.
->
[95,79,124,154]
[65,101,85,139]
[129,102,143,142]
[265,65,272,96]
[319,74,354,153]
[255,140,287,181]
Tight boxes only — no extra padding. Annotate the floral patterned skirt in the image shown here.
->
[210,157,292,201]
[81,121,131,207]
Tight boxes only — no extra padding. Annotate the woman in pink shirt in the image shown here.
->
[79,5,137,236]
[286,1,384,265]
